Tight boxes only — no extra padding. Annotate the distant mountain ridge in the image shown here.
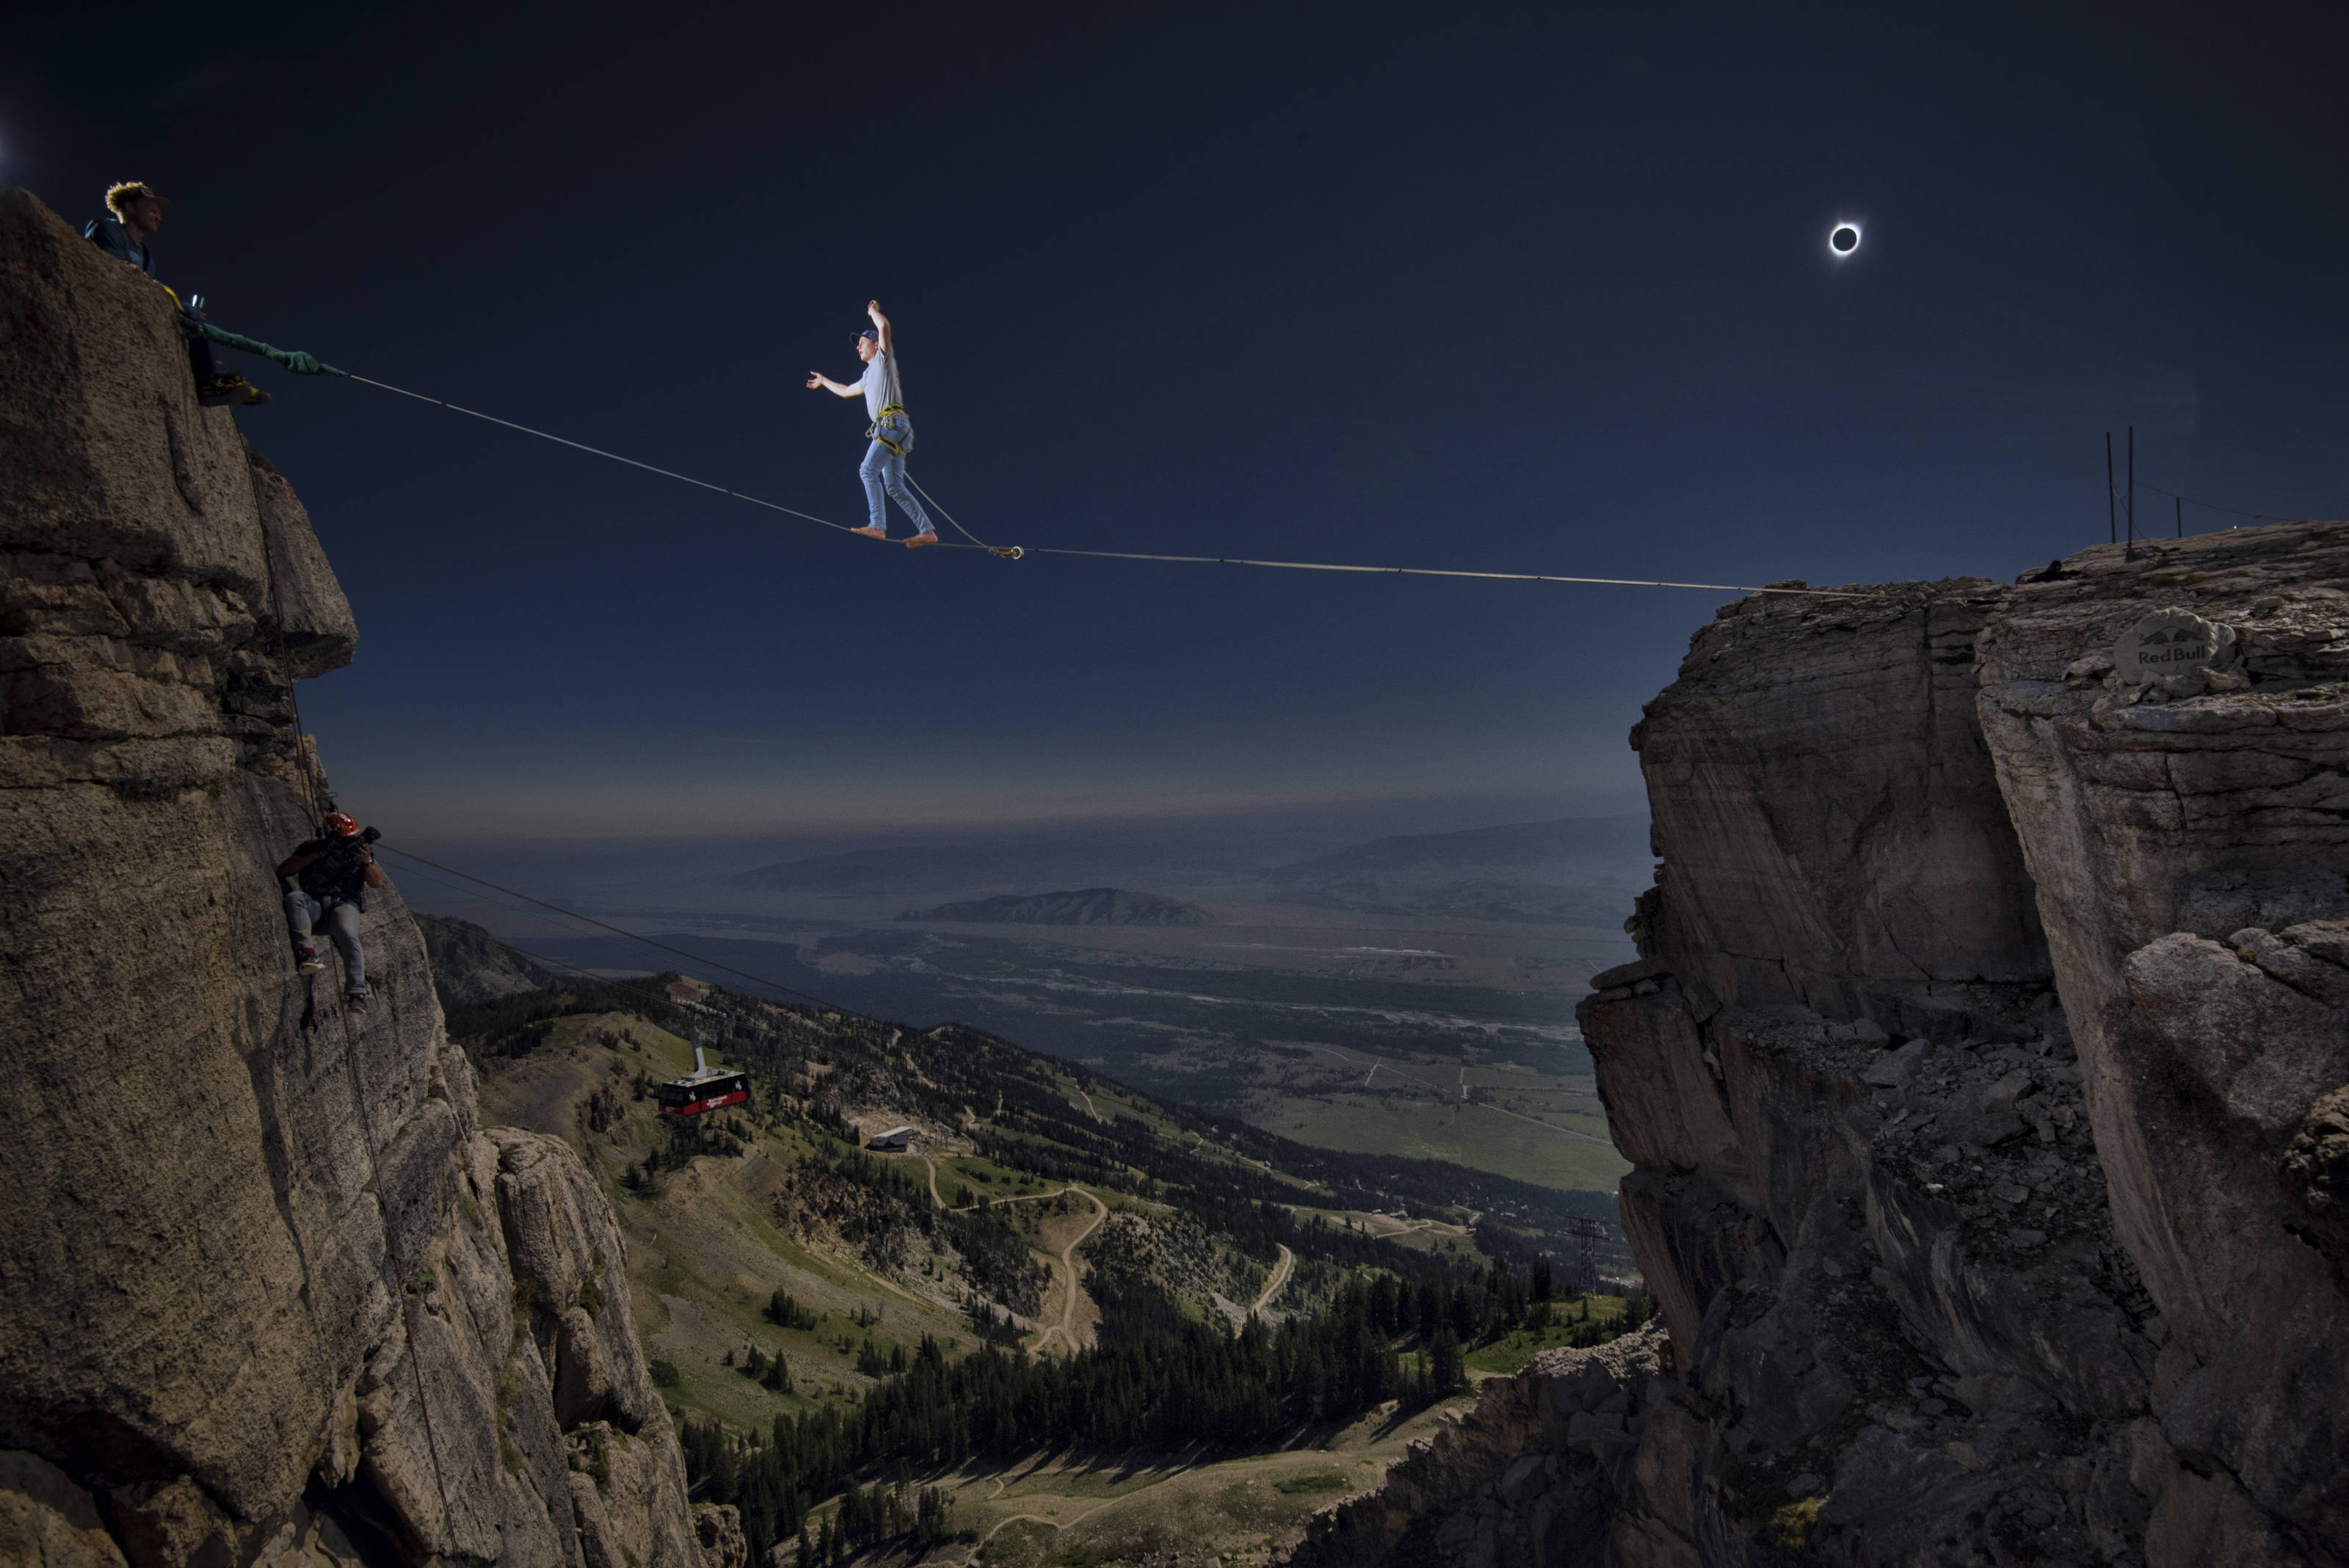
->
[721,816,1653,904]
[722,840,1258,897]
[898,888,1209,926]
[1266,814,1652,881]
[415,911,558,1008]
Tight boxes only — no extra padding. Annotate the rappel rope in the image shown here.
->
[328,996,460,1539]
[256,520,327,828]
[344,374,1873,598]
[254,529,459,1542]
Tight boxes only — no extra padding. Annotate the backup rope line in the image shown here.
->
[1009,547,1870,595]
[347,376,860,537]
[344,374,1870,597]
[904,473,999,552]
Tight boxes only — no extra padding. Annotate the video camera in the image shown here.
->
[321,824,382,860]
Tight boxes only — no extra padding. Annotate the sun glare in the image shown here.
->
[1828,221,1863,259]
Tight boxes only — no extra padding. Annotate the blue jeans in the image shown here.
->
[286,889,367,996]
[859,439,932,537]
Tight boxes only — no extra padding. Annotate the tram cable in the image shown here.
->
[377,846,861,1015]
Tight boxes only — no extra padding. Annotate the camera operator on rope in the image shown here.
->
[277,813,384,1014]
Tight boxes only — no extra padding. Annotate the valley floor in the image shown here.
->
[464,985,1632,1567]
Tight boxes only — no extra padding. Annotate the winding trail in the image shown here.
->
[1251,1244,1294,1316]
[1031,1188,1111,1357]
[921,1152,945,1209]
[966,1468,1191,1562]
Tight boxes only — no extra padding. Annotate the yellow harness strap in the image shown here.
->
[867,403,910,457]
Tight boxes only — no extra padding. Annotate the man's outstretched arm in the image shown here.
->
[867,300,892,355]
[805,371,865,397]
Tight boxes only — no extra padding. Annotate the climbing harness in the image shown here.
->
[865,403,912,457]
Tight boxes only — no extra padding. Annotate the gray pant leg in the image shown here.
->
[881,453,931,532]
[324,899,366,995]
[285,888,321,947]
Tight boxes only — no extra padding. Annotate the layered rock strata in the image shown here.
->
[1290,525,2348,1567]
[0,188,700,1567]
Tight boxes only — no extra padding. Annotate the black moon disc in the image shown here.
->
[1830,224,1861,255]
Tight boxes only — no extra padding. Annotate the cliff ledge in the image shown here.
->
[0,188,709,1568]
[1290,527,2349,1567]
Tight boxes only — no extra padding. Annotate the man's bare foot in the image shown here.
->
[851,526,887,539]
[905,531,940,549]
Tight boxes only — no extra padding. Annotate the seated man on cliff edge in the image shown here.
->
[277,813,384,1014]
[84,180,270,407]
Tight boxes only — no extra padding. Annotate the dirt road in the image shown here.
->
[1031,1188,1110,1356]
[1250,1244,1294,1316]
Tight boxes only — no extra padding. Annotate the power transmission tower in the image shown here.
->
[1566,1218,1611,1292]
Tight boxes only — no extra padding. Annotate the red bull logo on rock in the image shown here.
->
[2113,609,2238,686]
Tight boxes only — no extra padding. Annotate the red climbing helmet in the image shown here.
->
[322,812,360,838]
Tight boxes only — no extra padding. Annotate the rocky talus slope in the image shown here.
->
[1289,526,2349,1567]
[0,189,714,1567]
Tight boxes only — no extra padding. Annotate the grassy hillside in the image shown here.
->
[456,970,1646,1566]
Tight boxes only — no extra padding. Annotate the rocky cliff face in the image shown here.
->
[0,189,705,1568]
[1289,526,2348,1567]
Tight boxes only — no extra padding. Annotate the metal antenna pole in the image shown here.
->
[2114,432,2132,549]
[2126,427,2135,559]
[2176,496,2183,539]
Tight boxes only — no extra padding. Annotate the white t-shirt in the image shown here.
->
[858,351,904,421]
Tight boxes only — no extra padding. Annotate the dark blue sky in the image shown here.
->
[12,1,2345,841]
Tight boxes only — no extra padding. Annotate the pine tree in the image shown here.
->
[1429,1325,1465,1395]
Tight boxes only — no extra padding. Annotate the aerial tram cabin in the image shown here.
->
[656,1019,748,1118]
